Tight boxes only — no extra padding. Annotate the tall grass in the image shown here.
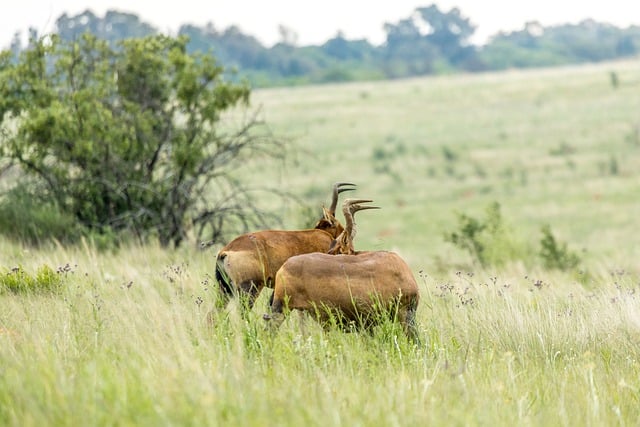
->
[0,241,639,425]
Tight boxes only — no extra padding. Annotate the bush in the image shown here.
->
[0,34,285,248]
[444,201,526,267]
[539,224,581,271]
[0,265,64,294]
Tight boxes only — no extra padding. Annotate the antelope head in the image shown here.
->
[328,198,380,255]
[313,182,356,237]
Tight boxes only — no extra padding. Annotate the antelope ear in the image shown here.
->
[314,206,336,230]
[314,218,332,230]
[327,238,338,254]
[322,207,333,221]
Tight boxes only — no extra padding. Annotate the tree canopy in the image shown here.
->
[0,34,284,247]
[7,4,638,87]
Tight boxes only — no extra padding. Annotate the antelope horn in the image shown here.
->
[342,198,380,217]
[329,182,356,214]
[337,183,357,194]
[353,204,381,212]
[344,198,374,206]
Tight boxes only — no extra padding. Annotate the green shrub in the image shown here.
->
[445,211,487,265]
[0,265,64,294]
[1,34,284,248]
[539,225,581,271]
[441,146,459,162]
[444,201,527,267]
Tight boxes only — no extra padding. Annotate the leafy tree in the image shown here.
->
[56,10,157,44]
[0,33,285,247]
[322,32,372,61]
[416,5,477,67]
[383,16,439,77]
[382,5,479,76]
[8,32,22,58]
[8,7,640,88]
[480,20,640,70]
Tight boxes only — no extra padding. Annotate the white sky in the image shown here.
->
[2,1,639,48]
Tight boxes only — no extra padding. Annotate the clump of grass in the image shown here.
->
[549,141,576,156]
[441,146,459,163]
[371,140,406,183]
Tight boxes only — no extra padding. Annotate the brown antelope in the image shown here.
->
[215,182,355,309]
[264,199,420,340]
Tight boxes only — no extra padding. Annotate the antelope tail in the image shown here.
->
[215,253,235,298]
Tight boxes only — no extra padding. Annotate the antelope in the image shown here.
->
[264,199,420,340]
[215,182,356,309]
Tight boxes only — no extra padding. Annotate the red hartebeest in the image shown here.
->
[215,182,355,308]
[265,199,420,339]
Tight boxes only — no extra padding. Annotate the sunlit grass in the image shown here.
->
[0,242,639,425]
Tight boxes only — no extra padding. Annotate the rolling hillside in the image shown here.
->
[248,59,640,272]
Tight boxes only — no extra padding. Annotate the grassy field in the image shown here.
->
[251,59,640,271]
[2,60,640,425]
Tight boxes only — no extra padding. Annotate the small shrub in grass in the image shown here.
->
[372,146,388,161]
[0,265,64,294]
[441,146,459,163]
[539,224,581,271]
[445,211,486,264]
[444,201,528,267]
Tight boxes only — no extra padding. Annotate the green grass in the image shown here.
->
[0,243,638,425]
[2,59,640,425]
[250,59,640,270]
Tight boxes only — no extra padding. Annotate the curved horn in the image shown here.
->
[329,198,379,256]
[329,182,356,214]
[342,198,380,216]
[353,204,381,213]
[344,198,372,205]
[343,198,380,229]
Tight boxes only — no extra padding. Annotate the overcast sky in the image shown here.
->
[2,1,639,48]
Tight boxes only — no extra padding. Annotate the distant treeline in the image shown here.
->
[6,4,640,86]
